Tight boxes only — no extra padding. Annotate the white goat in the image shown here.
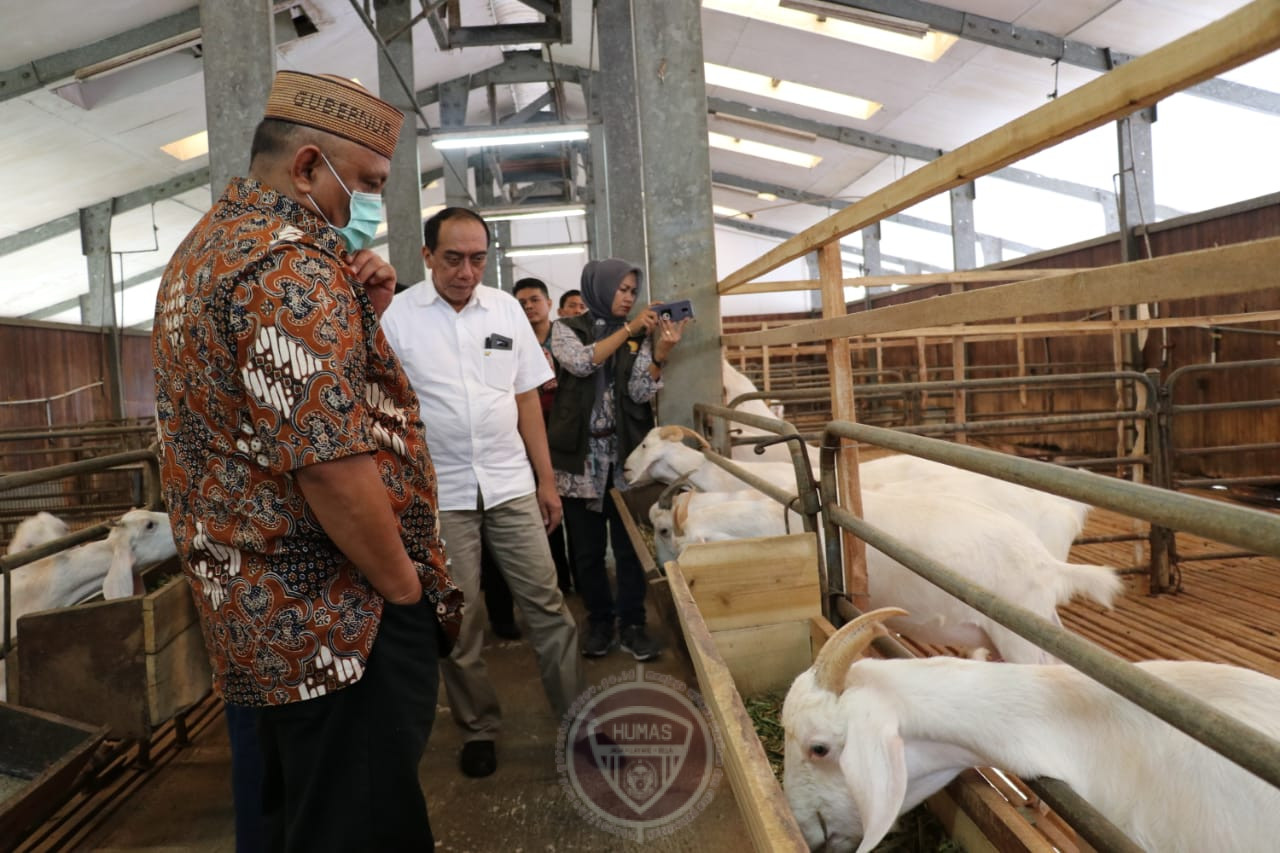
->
[783,607,1280,853]
[721,360,821,466]
[1,509,177,636]
[627,427,1092,562]
[6,511,70,555]
[868,465,1090,562]
[860,491,1117,664]
[625,425,803,493]
[649,489,795,567]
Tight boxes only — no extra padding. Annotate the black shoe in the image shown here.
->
[490,621,522,641]
[582,622,615,657]
[620,625,661,661]
[460,741,497,778]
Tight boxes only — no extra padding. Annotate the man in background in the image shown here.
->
[558,289,587,318]
[380,209,582,779]
[514,277,576,595]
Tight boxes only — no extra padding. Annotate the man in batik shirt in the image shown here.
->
[152,71,461,853]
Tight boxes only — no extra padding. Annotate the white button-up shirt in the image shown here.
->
[380,281,552,511]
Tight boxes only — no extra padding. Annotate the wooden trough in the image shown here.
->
[10,560,212,741]
[0,702,106,850]
[660,531,1065,852]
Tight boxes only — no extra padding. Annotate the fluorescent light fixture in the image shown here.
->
[161,130,209,161]
[708,131,821,168]
[780,0,927,37]
[483,205,587,222]
[74,30,201,81]
[711,110,818,142]
[504,243,587,258]
[757,191,779,201]
[702,0,957,62]
[713,204,753,219]
[430,124,589,150]
[705,62,880,120]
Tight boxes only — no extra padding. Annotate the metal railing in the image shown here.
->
[681,406,1153,850]
[817,420,1280,804]
[0,446,163,658]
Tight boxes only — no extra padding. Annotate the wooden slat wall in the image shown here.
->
[724,196,1280,475]
[0,324,155,430]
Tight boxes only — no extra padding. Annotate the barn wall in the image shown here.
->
[725,193,1280,479]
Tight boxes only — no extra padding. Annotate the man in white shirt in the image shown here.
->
[379,208,582,779]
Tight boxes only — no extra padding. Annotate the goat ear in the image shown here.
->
[842,719,908,853]
[103,534,136,600]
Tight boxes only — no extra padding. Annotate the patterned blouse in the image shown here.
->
[152,177,462,707]
[550,321,661,511]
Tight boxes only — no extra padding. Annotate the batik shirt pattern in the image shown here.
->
[152,177,462,707]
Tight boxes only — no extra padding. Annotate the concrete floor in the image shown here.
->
[73,593,749,852]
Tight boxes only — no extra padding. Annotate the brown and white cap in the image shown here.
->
[263,70,404,159]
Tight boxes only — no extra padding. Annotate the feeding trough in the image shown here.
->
[11,559,211,740]
[0,702,106,850]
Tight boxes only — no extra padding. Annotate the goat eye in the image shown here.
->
[809,743,829,758]
[146,521,156,530]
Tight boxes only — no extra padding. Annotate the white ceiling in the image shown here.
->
[1,0,1277,328]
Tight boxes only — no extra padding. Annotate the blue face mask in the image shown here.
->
[309,151,383,253]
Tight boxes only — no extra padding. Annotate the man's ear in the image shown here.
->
[291,145,324,195]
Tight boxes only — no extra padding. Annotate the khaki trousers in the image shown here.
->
[439,492,583,742]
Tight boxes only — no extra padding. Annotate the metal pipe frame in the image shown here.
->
[0,423,155,442]
[691,403,827,612]
[1163,359,1280,494]
[1,447,162,656]
[822,421,1280,557]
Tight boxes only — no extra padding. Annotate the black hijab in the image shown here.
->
[578,258,643,399]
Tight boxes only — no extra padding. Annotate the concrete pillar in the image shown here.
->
[587,123,611,259]
[861,223,883,275]
[475,158,502,290]
[497,222,514,291]
[1117,107,1156,263]
[979,234,1002,265]
[596,0,646,273]
[439,79,472,207]
[949,181,977,270]
[78,200,125,417]
[631,0,721,428]
[199,0,275,199]
[375,0,425,284]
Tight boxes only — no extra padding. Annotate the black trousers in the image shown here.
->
[563,492,647,629]
[259,599,440,853]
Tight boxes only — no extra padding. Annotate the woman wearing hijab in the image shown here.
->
[547,258,687,660]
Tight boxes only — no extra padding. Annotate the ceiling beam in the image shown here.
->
[417,52,587,108]
[0,168,211,258]
[500,88,557,125]
[824,0,1280,115]
[715,215,945,274]
[712,171,1040,255]
[708,97,1183,218]
[0,8,201,104]
[710,96,940,161]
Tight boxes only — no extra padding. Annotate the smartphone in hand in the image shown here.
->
[653,299,693,323]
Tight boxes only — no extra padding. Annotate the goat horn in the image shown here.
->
[671,425,711,450]
[812,607,908,694]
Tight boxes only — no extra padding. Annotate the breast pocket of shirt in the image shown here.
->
[482,349,516,391]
